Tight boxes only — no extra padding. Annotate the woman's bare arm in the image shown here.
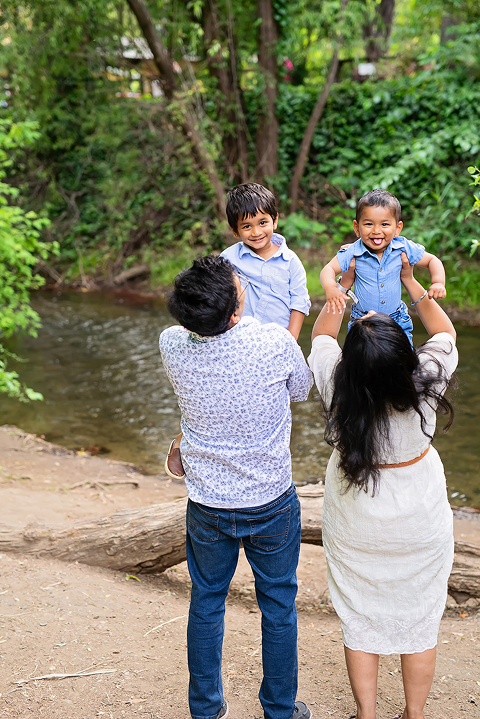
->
[400,253,455,340]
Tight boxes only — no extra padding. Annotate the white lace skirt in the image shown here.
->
[322,447,454,655]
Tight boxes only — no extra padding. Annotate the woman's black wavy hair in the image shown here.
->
[167,255,239,336]
[323,313,455,494]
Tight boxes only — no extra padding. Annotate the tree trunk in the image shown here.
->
[288,0,348,213]
[288,50,341,214]
[363,0,395,63]
[440,15,459,44]
[126,0,226,219]
[203,0,249,183]
[255,0,279,182]
[1,486,479,603]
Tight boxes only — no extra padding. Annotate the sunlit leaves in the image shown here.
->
[0,118,54,400]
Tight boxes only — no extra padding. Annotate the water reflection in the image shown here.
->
[2,291,479,507]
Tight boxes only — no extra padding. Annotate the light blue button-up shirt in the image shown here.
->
[159,316,313,508]
[220,234,311,329]
[337,236,425,315]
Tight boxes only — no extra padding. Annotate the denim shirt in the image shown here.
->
[337,236,425,315]
[159,316,313,508]
[220,234,311,329]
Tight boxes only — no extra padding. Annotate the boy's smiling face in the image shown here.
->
[234,210,279,258]
[353,205,403,257]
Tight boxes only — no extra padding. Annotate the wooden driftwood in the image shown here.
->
[0,499,188,574]
[0,484,479,602]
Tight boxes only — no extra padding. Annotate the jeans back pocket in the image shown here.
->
[187,502,220,543]
[248,505,291,551]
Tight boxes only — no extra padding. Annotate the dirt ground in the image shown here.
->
[0,425,479,719]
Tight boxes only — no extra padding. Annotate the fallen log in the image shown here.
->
[112,264,150,285]
[0,499,188,574]
[0,485,479,602]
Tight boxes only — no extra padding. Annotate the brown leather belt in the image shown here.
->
[378,445,430,470]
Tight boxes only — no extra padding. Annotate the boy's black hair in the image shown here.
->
[226,182,278,231]
[167,255,239,337]
[356,189,402,223]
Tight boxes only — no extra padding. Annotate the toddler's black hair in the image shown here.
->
[356,189,402,223]
[226,183,278,231]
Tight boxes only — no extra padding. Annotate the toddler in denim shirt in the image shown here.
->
[320,189,446,345]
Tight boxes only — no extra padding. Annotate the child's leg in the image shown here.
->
[398,648,436,719]
[347,304,365,333]
[391,302,414,346]
[165,431,185,479]
[344,647,379,719]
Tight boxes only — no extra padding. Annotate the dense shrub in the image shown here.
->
[277,69,480,256]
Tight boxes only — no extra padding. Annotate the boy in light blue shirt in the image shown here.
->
[221,183,311,340]
[165,182,311,480]
[320,189,446,345]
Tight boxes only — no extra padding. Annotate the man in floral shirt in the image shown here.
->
[159,255,313,719]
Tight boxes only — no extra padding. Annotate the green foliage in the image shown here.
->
[1,0,480,309]
[0,118,55,401]
[280,213,328,247]
[277,69,480,260]
[467,165,480,256]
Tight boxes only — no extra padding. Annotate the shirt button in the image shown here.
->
[381,283,384,287]
[379,267,383,272]
[381,300,385,304]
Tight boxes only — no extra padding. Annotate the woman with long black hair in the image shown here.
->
[308,254,457,719]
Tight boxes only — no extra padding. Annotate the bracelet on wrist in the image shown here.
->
[336,279,359,304]
[411,289,428,306]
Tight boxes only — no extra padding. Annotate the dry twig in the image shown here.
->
[14,668,115,685]
[144,614,186,637]
[69,479,139,491]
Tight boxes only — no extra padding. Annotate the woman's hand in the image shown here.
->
[400,251,414,283]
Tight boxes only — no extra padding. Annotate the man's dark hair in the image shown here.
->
[356,189,402,223]
[226,182,278,231]
[167,255,239,336]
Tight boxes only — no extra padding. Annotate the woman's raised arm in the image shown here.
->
[311,259,355,341]
[400,252,456,341]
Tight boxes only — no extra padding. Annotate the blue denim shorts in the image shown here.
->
[349,300,414,346]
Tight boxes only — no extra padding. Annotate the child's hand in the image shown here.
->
[325,287,347,315]
[428,283,447,299]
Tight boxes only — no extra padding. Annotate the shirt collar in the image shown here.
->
[239,235,288,260]
[354,236,404,258]
[187,316,255,343]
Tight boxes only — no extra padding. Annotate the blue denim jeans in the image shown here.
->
[186,485,301,719]
[349,299,414,346]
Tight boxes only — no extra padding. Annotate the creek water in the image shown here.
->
[2,291,479,507]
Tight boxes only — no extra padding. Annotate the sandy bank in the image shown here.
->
[0,425,479,718]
